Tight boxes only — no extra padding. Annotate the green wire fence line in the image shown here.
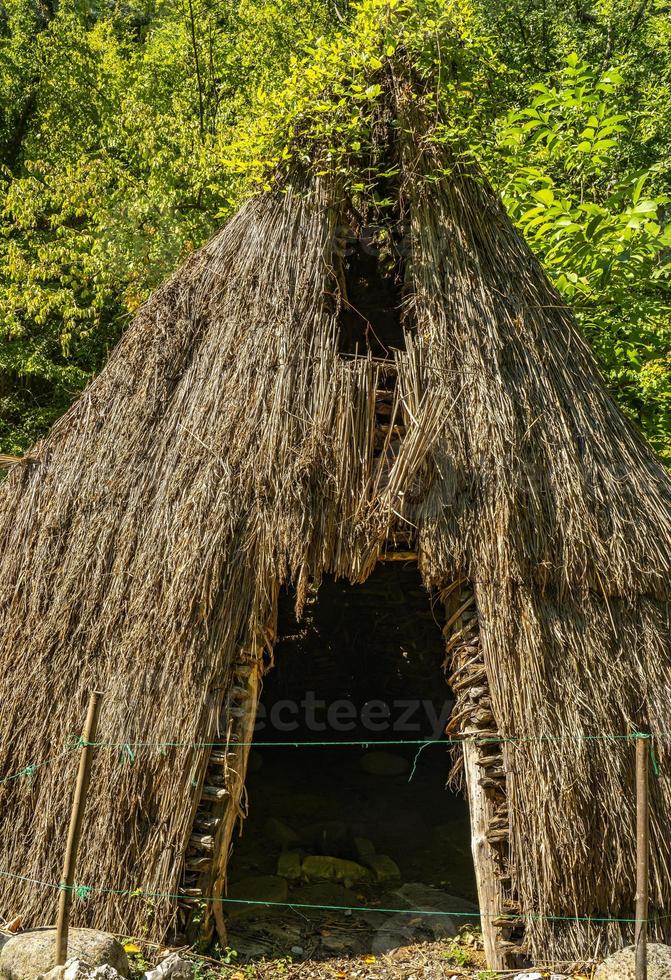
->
[87,732,667,747]
[0,748,80,786]
[0,869,656,926]
[0,732,664,787]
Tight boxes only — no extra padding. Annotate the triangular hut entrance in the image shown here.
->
[188,545,508,963]
[1,76,671,974]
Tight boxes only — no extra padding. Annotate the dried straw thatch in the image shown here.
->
[0,82,670,965]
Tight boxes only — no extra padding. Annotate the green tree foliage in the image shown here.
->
[496,56,671,461]
[0,0,336,451]
[0,0,669,464]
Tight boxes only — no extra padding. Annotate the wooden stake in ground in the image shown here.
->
[55,691,103,966]
[635,734,650,980]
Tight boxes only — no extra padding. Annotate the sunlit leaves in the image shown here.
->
[496,55,671,462]
[0,1,669,466]
[0,0,336,453]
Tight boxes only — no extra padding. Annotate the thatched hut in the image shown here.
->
[1,64,671,972]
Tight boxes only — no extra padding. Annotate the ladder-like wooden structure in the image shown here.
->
[177,649,265,943]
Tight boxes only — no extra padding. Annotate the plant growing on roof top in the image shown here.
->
[229,0,500,198]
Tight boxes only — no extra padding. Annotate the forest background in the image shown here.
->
[1,0,669,463]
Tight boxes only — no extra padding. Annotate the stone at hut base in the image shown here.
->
[277,850,303,881]
[372,908,458,955]
[141,953,193,980]
[354,837,376,865]
[393,882,478,916]
[318,933,357,956]
[301,855,369,886]
[359,751,409,776]
[226,875,288,917]
[41,960,123,980]
[0,930,128,980]
[367,854,401,882]
[594,944,671,979]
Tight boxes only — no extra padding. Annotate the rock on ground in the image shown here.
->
[0,930,128,980]
[301,855,369,885]
[41,959,123,980]
[594,943,671,979]
[371,909,458,955]
[354,837,376,864]
[276,850,302,881]
[141,953,194,980]
[392,882,479,915]
[366,855,401,882]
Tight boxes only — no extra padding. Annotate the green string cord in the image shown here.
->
[0,735,663,931]
[81,731,671,749]
[58,881,90,900]
[1,732,663,784]
[118,744,136,767]
[0,869,653,925]
[0,764,38,784]
[0,749,74,786]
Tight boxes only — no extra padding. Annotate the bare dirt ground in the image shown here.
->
[121,934,591,980]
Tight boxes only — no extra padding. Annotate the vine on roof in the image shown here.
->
[228,0,501,199]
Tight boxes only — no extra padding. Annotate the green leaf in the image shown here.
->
[586,214,604,238]
[591,139,617,153]
[532,188,555,206]
[632,200,658,214]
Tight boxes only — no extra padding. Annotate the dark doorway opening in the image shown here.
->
[226,566,478,960]
[337,228,407,358]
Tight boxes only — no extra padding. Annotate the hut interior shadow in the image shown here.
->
[337,225,407,358]
[225,565,478,960]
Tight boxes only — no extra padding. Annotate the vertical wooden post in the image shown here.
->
[462,738,506,971]
[55,691,103,966]
[635,734,649,980]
